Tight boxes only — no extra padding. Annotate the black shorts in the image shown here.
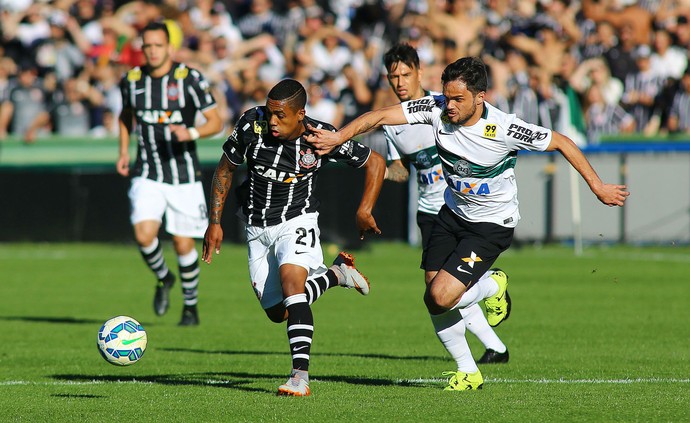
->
[417,211,438,268]
[422,205,514,288]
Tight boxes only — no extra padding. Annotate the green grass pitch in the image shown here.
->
[1,242,689,422]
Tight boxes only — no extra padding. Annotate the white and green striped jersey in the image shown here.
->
[383,90,446,215]
[401,95,552,227]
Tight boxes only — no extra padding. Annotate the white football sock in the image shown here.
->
[430,310,478,373]
[461,303,507,353]
[452,274,499,310]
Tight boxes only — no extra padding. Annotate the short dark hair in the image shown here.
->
[383,43,420,73]
[268,79,307,110]
[441,57,488,96]
[141,21,170,43]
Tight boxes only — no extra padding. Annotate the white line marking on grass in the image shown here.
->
[3,377,689,387]
[0,380,154,386]
[398,377,690,385]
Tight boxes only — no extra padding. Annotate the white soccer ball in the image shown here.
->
[97,315,147,366]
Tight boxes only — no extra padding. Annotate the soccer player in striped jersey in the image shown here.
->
[382,44,509,365]
[667,70,690,134]
[202,79,385,396]
[309,56,629,390]
[116,22,222,326]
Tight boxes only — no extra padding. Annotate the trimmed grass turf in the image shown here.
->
[0,242,689,422]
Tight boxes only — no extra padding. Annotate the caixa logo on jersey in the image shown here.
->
[137,110,184,124]
[446,175,491,195]
[254,164,309,184]
[418,167,444,185]
[506,124,547,143]
[406,98,434,114]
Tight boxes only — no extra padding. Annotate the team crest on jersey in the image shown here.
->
[452,159,472,177]
[174,67,188,80]
[484,124,497,138]
[127,68,142,82]
[167,83,179,101]
[254,120,267,134]
[416,150,432,168]
[299,148,318,169]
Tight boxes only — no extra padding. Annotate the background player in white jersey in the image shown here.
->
[117,22,222,326]
[382,44,509,364]
[309,56,629,391]
[202,79,385,396]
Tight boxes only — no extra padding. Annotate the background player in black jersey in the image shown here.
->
[202,79,385,396]
[117,22,222,326]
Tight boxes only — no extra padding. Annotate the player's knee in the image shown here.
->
[133,222,158,247]
[424,286,448,314]
[172,236,195,255]
[134,231,156,248]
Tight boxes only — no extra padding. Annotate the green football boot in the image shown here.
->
[484,268,511,327]
[442,370,484,391]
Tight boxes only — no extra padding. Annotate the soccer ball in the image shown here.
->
[97,315,147,366]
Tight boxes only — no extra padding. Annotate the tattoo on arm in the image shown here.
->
[208,158,236,225]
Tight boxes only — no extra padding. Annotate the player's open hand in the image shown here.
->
[306,124,343,155]
[202,224,223,264]
[595,184,630,207]
[356,210,381,240]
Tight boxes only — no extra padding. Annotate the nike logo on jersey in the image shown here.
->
[134,88,146,95]
[295,251,308,255]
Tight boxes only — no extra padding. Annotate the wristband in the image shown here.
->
[188,127,200,140]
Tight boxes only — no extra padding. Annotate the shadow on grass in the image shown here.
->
[51,371,437,394]
[0,316,104,325]
[51,373,272,394]
[159,347,447,363]
[51,393,105,399]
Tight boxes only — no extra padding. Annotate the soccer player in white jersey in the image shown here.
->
[309,56,629,390]
[382,44,509,364]
[117,22,223,326]
[202,79,385,396]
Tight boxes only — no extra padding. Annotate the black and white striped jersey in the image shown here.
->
[622,70,663,132]
[669,91,690,132]
[223,107,372,228]
[586,103,634,143]
[120,62,217,185]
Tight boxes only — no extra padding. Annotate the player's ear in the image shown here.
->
[297,108,306,122]
[476,91,485,105]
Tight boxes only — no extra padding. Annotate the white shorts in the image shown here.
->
[246,212,328,309]
[128,177,208,238]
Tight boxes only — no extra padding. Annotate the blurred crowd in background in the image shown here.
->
[1,0,690,148]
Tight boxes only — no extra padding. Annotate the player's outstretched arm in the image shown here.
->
[357,150,386,240]
[308,104,407,154]
[202,155,237,264]
[547,131,630,207]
